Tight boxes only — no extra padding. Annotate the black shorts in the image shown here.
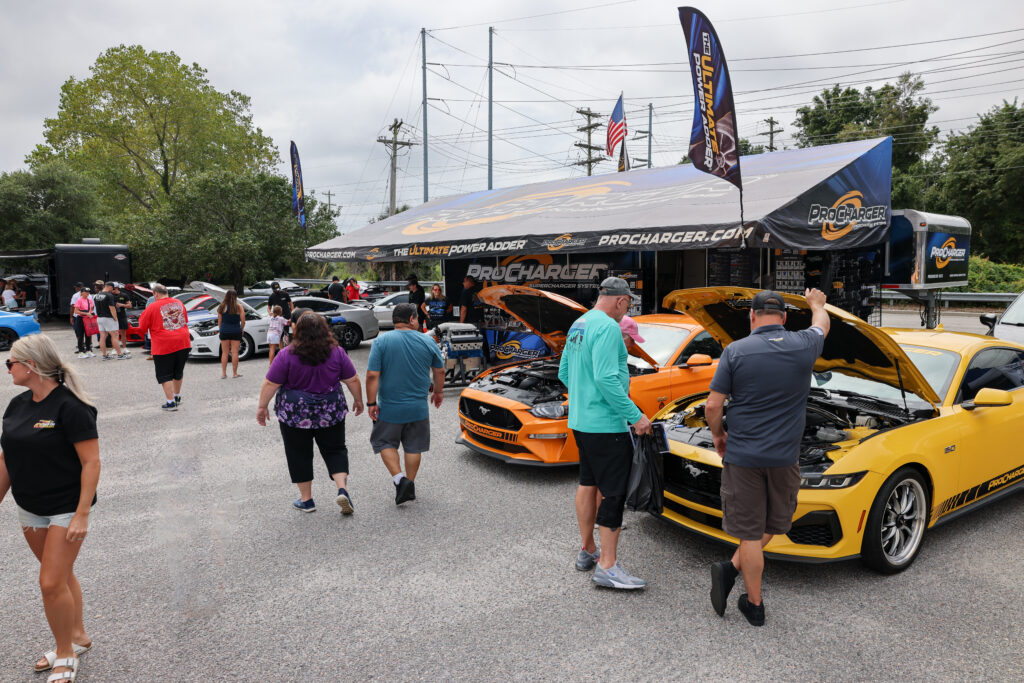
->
[117,316,129,331]
[573,430,632,496]
[153,348,190,384]
[219,332,243,342]
[721,462,801,541]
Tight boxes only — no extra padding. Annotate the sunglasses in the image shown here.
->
[5,359,23,370]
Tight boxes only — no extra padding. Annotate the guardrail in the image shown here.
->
[879,291,1017,306]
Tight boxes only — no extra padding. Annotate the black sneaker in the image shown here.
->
[710,560,739,617]
[737,594,765,626]
[174,395,181,406]
[161,401,178,412]
[395,477,415,505]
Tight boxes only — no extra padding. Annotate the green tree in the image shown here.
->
[0,161,107,250]
[793,73,938,171]
[130,171,337,292]
[922,101,1024,262]
[28,45,277,215]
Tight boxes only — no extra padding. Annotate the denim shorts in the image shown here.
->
[17,505,76,529]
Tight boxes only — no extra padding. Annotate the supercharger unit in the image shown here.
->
[883,209,971,328]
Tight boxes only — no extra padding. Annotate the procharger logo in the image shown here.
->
[931,237,967,269]
[807,191,887,241]
[541,234,587,251]
[493,340,546,361]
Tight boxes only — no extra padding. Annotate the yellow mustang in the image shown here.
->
[654,287,1024,574]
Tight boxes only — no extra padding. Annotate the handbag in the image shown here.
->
[274,386,348,428]
[625,426,667,514]
[83,315,99,336]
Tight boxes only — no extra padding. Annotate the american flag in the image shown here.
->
[607,94,626,157]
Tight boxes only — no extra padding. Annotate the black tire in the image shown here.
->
[861,467,930,574]
[339,323,362,350]
[238,333,255,361]
[0,328,17,352]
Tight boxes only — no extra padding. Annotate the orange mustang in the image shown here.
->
[456,286,722,466]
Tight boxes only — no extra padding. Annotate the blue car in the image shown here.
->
[0,310,41,351]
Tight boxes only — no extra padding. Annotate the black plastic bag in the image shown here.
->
[625,425,667,514]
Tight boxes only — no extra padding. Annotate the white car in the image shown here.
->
[189,300,268,361]
[247,279,307,296]
[372,291,410,329]
[252,296,379,350]
[981,292,1024,343]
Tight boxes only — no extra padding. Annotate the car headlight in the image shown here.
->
[197,326,220,337]
[530,402,567,419]
[800,471,867,489]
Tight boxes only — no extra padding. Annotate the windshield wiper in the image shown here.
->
[810,386,905,410]
[999,321,1024,327]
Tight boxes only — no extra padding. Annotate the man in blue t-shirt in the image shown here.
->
[366,303,444,505]
[706,288,830,627]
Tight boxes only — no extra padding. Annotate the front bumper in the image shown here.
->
[189,329,220,356]
[659,448,882,562]
[456,388,579,465]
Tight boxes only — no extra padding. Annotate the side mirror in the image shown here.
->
[963,387,1013,411]
[685,353,712,367]
[979,313,997,336]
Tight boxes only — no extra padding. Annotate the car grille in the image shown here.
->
[465,433,529,455]
[786,511,842,547]
[663,497,723,530]
[664,456,722,509]
[460,397,522,431]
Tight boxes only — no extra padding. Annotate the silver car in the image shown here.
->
[372,291,410,330]
[981,292,1024,343]
[252,295,379,349]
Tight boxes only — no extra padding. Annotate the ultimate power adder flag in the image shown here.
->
[290,140,307,230]
[307,138,893,261]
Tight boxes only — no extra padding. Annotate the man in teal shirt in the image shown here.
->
[367,303,445,505]
[558,277,652,590]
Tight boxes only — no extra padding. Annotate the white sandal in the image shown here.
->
[45,656,78,682]
[35,644,90,672]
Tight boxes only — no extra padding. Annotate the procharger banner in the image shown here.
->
[678,7,742,190]
[290,141,307,230]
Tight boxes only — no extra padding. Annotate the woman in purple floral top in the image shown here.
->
[257,313,364,514]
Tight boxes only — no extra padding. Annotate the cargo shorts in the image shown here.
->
[720,462,800,541]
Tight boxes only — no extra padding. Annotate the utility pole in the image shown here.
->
[324,189,334,215]
[421,28,429,203]
[377,119,415,217]
[757,116,784,152]
[488,26,494,190]
[632,103,653,168]
[573,108,604,176]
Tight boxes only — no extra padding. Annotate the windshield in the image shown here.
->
[999,293,1024,326]
[628,324,691,370]
[810,344,960,406]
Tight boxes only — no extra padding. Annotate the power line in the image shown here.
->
[428,0,636,31]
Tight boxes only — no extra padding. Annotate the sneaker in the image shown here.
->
[293,498,316,513]
[737,594,765,626]
[117,353,129,360]
[76,352,87,359]
[575,547,600,571]
[592,561,646,590]
[174,395,181,406]
[123,350,132,358]
[710,560,739,617]
[86,351,95,358]
[102,354,113,361]
[395,477,415,505]
[160,401,178,412]
[336,488,353,515]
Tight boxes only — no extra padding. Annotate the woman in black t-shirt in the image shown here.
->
[1,334,99,679]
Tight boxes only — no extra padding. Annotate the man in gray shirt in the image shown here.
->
[706,288,830,626]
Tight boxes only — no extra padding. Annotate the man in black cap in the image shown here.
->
[706,288,830,626]
[268,282,293,319]
[407,274,425,331]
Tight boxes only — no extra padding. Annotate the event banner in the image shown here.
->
[290,141,307,230]
[679,7,742,190]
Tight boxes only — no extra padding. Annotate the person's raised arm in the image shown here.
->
[66,438,100,543]
[805,288,830,338]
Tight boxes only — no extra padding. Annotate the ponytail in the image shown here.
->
[9,335,94,407]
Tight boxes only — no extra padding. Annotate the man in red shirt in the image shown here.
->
[136,284,191,412]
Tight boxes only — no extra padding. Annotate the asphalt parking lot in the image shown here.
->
[1,320,1021,681]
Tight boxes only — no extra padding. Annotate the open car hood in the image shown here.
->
[478,286,586,354]
[186,281,227,302]
[662,287,941,406]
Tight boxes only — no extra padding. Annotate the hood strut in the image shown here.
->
[895,358,908,413]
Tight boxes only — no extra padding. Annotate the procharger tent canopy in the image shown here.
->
[308,137,892,263]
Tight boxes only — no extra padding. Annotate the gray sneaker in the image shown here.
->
[575,547,600,571]
[592,562,647,590]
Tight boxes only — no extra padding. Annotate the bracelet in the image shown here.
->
[367,401,377,406]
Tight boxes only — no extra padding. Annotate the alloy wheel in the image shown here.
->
[880,477,926,565]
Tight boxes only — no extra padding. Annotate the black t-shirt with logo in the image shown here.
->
[327,282,347,301]
[93,291,116,318]
[116,293,131,324]
[268,290,292,315]
[460,286,484,324]
[1,385,98,516]
[408,286,426,319]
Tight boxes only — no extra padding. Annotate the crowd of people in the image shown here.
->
[1,278,38,310]
[0,270,835,680]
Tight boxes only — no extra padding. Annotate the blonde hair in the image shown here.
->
[10,334,94,407]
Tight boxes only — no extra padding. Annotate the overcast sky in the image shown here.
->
[2,0,1022,232]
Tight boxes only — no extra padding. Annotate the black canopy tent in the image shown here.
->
[307,137,893,263]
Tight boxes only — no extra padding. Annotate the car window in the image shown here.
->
[628,324,693,370]
[956,347,1024,403]
[900,345,961,400]
[675,330,723,364]
[998,293,1024,325]
[303,300,337,312]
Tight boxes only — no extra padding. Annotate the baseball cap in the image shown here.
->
[406,274,419,283]
[105,281,116,288]
[598,276,640,303]
[94,280,103,287]
[619,316,645,343]
[752,290,786,312]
